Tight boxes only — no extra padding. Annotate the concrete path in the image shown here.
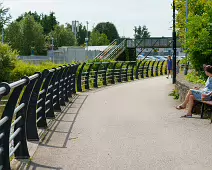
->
[26,77,212,170]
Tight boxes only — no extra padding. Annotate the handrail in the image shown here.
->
[104,39,126,60]
[0,61,167,169]
[95,39,118,59]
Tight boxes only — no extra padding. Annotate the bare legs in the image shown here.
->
[177,89,194,116]
[167,70,172,78]
[180,90,192,108]
[187,95,195,116]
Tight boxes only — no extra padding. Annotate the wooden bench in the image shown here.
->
[194,100,212,123]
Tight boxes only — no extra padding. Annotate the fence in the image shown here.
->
[0,60,168,169]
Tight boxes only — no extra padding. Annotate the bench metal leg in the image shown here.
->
[211,111,212,124]
[201,103,205,119]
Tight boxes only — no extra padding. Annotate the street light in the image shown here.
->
[85,21,89,60]
[72,20,79,39]
[184,0,189,75]
[51,37,54,63]
[172,0,177,84]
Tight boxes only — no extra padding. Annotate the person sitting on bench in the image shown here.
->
[176,65,212,118]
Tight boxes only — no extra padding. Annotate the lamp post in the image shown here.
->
[51,37,54,63]
[184,0,189,75]
[72,20,79,39]
[85,21,89,60]
[172,0,177,84]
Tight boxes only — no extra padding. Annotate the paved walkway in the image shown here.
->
[27,77,212,170]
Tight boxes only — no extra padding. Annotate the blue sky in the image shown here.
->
[3,0,173,38]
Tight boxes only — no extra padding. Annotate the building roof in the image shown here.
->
[87,46,108,51]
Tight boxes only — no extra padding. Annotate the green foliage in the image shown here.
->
[16,11,58,35]
[169,89,179,100]
[180,57,187,65]
[76,23,90,46]
[5,15,45,55]
[50,24,76,48]
[94,22,119,42]
[89,31,110,46]
[41,12,58,35]
[0,43,18,82]
[134,25,150,39]
[176,0,212,72]
[0,3,11,28]
[185,71,206,85]
[11,60,60,81]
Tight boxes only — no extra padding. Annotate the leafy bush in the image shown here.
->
[185,71,206,85]
[0,43,18,82]
[11,60,60,81]
[176,0,212,72]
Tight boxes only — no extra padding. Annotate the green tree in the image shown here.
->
[176,0,212,72]
[0,3,11,28]
[89,31,110,46]
[94,22,119,42]
[5,15,45,55]
[0,43,18,82]
[134,25,150,39]
[16,11,40,23]
[50,24,76,48]
[16,11,58,35]
[40,12,58,34]
[76,23,87,46]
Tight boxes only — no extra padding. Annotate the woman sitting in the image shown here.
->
[176,65,212,118]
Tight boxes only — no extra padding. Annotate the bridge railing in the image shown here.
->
[0,60,168,169]
[77,61,168,91]
[0,64,79,169]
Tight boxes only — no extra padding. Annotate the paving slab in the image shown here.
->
[26,77,212,170]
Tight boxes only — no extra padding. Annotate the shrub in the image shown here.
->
[11,60,61,81]
[0,43,18,82]
[185,71,206,85]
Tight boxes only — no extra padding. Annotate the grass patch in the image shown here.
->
[169,89,179,100]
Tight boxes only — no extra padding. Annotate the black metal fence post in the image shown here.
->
[125,62,131,82]
[136,60,142,79]
[103,62,110,86]
[156,61,160,76]
[112,62,118,84]
[26,70,48,141]
[151,61,156,77]
[94,63,101,88]
[77,63,86,92]
[66,65,74,98]
[85,63,94,90]
[131,61,136,81]
[14,75,39,159]
[72,64,79,94]
[146,61,151,78]
[37,69,53,128]
[118,62,125,83]
[58,66,66,106]
[62,65,70,103]
[45,69,56,119]
[53,67,63,112]
[164,60,168,75]
[141,61,147,78]
[160,61,165,75]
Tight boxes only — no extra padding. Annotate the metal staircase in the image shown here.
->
[95,39,126,60]
[94,39,118,59]
[104,39,126,60]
